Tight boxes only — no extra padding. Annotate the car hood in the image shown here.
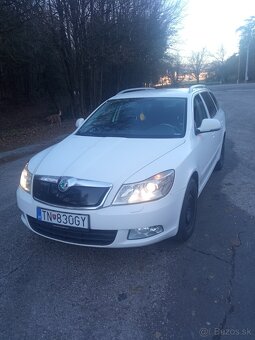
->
[33,135,185,184]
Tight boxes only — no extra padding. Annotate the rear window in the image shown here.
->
[194,94,208,128]
[201,92,217,117]
[77,97,187,138]
[209,92,219,110]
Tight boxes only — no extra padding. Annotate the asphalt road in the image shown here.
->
[0,84,255,340]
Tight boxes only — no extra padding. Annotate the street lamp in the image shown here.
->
[244,23,255,83]
[244,34,250,82]
[237,53,241,84]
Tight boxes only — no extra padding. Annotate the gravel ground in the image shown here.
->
[0,119,75,152]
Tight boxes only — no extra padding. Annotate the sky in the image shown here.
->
[176,0,255,58]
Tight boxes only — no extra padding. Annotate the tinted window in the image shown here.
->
[77,98,187,138]
[201,92,217,117]
[209,92,219,110]
[194,94,208,128]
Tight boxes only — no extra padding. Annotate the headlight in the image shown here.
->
[113,170,175,205]
[20,164,32,193]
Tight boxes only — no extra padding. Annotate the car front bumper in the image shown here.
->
[16,186,185,248]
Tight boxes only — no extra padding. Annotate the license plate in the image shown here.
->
[37,207,89,228]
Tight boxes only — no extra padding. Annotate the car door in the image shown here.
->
[200,91,223,163]
[193,93,216,189]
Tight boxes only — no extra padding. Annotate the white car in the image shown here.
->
[17,85,226,247]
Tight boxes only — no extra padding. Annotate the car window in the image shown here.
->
[194,94,208,128]
[209,92,219,110]
[76,97,187,138]
[200,91,217,117]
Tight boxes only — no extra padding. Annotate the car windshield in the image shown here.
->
[76,97,187,138]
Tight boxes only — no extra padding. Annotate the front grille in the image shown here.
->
[27,216,117,246]
[33,176,110,208]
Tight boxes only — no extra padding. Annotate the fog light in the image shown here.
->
[128,225,164,240]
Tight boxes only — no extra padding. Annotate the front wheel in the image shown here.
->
[174,179,198,242]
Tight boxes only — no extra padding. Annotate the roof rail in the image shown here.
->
[117,87,156,94]
[189,84,207,93]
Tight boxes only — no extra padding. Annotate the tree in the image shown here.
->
[210,46,226,83]
[224,54,239,83]
[160,53,185,86]
[0,0,45,102]
[0,0,184,118]
[237,16,255,82]
[188,48,207,83]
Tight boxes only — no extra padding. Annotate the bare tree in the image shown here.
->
[161,53,185,86]
[0,0,184,118]
[209,46,226,83]
[188,48,207,83]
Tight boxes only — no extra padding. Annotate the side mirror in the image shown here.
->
[197,118,221,134]
[75,118,85,128]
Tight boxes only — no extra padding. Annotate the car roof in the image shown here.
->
[110,85,209,100]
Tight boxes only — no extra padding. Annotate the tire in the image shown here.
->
[174,178,198,242]
[215,137,225,171]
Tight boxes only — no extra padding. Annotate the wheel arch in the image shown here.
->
[186,171,199,196]
[177,170,199,221]
[174,170,199,241]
